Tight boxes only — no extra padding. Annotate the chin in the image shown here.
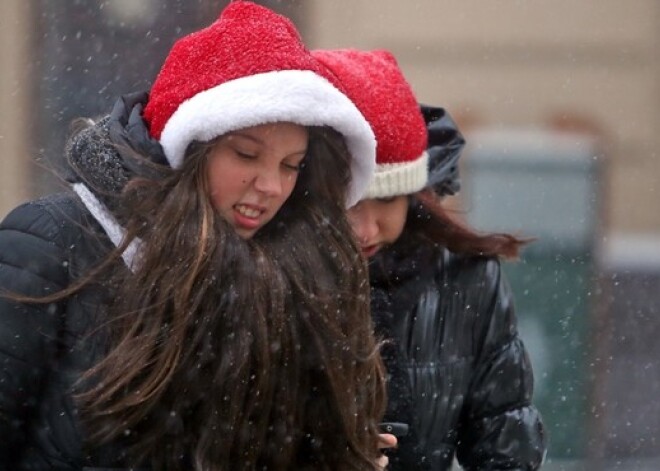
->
[235,227,257,239]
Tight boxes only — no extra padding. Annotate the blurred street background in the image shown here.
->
[1,1,658,469]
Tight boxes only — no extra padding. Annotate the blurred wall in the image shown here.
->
[304,0,660,241]
[0,0,32,216]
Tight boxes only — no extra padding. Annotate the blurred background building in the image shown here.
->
[0,1,658,469]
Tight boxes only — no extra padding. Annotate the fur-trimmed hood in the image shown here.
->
[64,92,166,267]
[64,92,167,207]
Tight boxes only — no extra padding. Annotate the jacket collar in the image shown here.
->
[368,233,434,287]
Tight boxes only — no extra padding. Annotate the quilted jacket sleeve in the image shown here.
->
[0,200,70,463]
[456,259,546,471]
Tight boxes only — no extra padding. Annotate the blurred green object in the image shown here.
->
[503,253,592,459]
[463,127,601,460]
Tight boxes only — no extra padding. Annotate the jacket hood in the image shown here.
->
[65,92,167,207]
[64,92,167,268]
[421,105,465,197]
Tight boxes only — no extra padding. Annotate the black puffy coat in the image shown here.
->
[0,193,137,469]
[0,93,162,469]
[371,237,546,470]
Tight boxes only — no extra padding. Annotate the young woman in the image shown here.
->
[314,49,547,470]
[0,4,387,470]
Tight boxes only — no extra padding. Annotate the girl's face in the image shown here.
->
[347,196,409,258]
[207,122,308,239]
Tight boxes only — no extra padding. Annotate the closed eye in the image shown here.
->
[377,197,397,203]
[282,162,301,172]
[282,159,305,172]
[235,150,257,160]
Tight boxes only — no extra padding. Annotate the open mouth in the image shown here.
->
[233,203,264,230]
[235,204,261,218]
[361,244,380,258]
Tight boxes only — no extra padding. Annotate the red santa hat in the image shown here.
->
[142,1,375,207]
[312,49,428,199]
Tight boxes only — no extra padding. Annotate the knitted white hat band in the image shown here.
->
[364,151,428,199]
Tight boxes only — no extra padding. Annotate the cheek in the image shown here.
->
[280,173,299,200]
[384,205,408,241]
[392,217,407,240]
[208,173,240,211]
[207,184,226,211]
[207,161,247,209]
[346,211,359,234]
[380,218,402,242]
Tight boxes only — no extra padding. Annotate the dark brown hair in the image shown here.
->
[17,126,386,470]
[406,188,530,259]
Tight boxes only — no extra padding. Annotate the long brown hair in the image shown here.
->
[406,188,530,259]
[18,126,386,469]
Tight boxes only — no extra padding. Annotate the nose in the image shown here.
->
[348,204,379,245]
[253,166,283,197]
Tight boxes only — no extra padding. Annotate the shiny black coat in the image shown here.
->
[371,239,546,470]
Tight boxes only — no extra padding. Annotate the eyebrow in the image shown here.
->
[229,131,263,145]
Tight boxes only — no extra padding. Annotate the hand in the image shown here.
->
[376,433,397,469]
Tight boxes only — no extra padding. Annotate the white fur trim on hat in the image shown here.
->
[158,69,376,208]
[364,151,429,199]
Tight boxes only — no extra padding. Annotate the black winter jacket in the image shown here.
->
[371,238,546,470]
[0,193,135,469]
[0,93,160,469]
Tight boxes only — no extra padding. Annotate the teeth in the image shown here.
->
[235,205,260,218]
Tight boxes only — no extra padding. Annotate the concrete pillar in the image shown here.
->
[0,0,32,218]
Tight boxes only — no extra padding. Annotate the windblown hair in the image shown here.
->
[406,188,530,259]
[57,127,385,470]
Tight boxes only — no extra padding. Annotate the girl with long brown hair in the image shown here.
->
[0,3,386,470]
[314,48,546,470]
